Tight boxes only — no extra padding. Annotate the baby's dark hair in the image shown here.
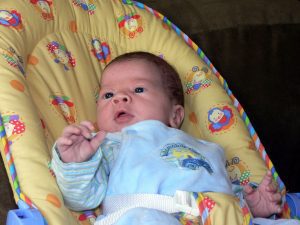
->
[104,51,184,107]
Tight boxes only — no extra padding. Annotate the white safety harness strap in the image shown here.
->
[94,191,199,225]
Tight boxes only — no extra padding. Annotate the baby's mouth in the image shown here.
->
[114,110,134,123]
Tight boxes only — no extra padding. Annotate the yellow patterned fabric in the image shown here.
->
[175,192,252,225]
[0,0,274,224]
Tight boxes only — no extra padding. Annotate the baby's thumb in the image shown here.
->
[243,184,255,195]
[90,131,106,151]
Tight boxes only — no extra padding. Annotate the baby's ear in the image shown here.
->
[169,105,185,128]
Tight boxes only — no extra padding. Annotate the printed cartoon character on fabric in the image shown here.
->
[50,95,76,124]
[0,47,25,75]
[160,143,213,173]
[51,120,249,225]
[2,114,26,145]
[72,0,96,15]
[91,39,111,63]
[185,66,212,94]
[208,106,234,133]
[118,13,143,38]
[47,41,76,70]
[0,9,23,30]
[227,157,251,186]
[30,0,54,20]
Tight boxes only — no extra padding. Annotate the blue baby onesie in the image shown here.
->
[51,120,233,223]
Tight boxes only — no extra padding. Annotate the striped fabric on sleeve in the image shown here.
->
[51,146,108,211]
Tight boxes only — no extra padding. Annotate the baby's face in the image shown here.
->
[97,59,176,132]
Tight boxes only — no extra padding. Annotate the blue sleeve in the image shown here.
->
[51,144,109,211]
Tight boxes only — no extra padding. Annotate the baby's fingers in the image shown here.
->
[243,184,255,195]
[260,170,273,186]
[79,121,95,132]
[271,202,283,214]
[77,121,97,139]
[76,125,93,139]
[62,125,82,138]
[266,183,279,193]
[268,203,282,215]
[61,121,94,139]
[56,137,73,151]
[90,131,106,151]
[269,192,282,203]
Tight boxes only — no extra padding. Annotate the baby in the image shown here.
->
[51,52,282,225]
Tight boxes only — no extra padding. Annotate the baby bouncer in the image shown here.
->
[0,0,299,224]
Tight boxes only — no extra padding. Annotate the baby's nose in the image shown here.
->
[113,94,130,104]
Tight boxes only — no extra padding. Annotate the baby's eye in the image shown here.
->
[104,92,114,99]
[134,87,144,93]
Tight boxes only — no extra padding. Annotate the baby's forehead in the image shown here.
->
[101,60,162,83]
[100,77,158,90]
[105,58,160,72]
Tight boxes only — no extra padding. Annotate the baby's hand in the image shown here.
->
[244,170,282,217]
[56,121,106,163]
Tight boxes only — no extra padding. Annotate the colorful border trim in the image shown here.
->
[0,114,36,209]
